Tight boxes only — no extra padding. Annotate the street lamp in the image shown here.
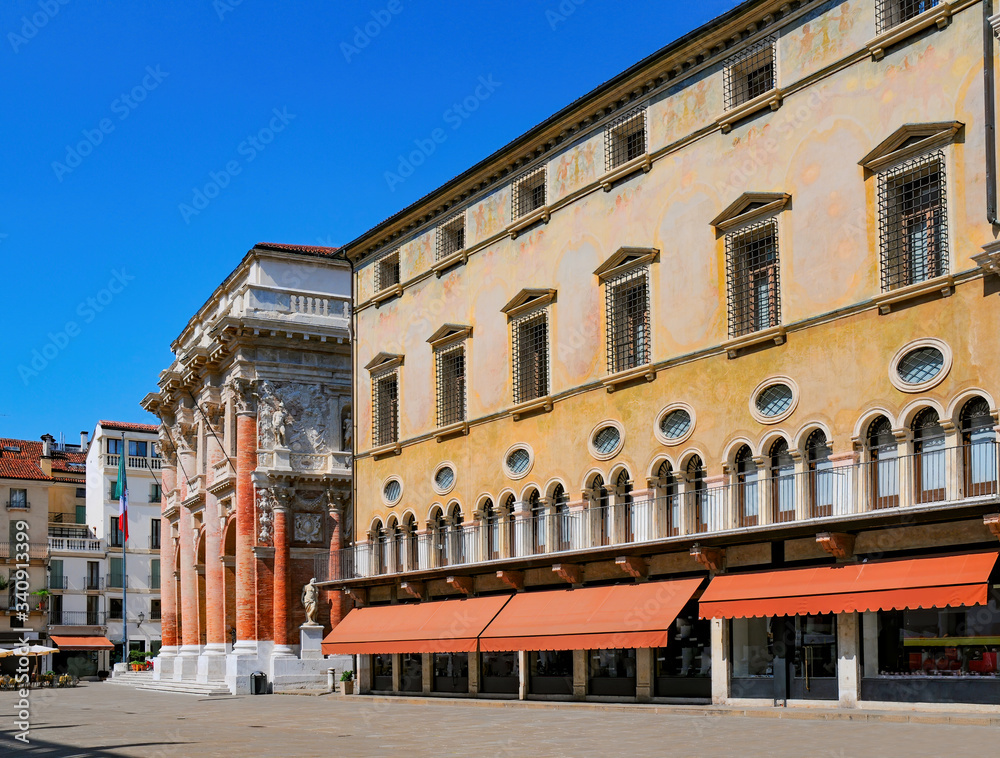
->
[137,611,145,628]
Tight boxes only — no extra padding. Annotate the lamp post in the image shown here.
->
[137,611,145,628]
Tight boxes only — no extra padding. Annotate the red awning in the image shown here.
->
[49,635,115,651]
[699,552,999,619]
[479,578,704,652]
[321,595,511,655]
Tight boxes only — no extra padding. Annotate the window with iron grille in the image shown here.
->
[605,107,647,171]
[724,37,776,110]
[512,311,549,404]
[876,0,940,34]
[436,213,466,261]
[375,250,400,292]
[512,166,546,219]
[726,219,780,337]
[435,344,466,427]
[372,371,399,446]
[877,151,947,292]
[605,266,650,373]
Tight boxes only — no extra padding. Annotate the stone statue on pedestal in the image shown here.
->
[301,578,320,626]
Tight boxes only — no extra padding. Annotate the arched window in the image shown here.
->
[614,470,633,543]
[806,430,833,518]
[552,484,571,552]
[590,474,610,546]
[450,505,466,565]
[769,439,796,523]
[687,456,707,533]
[374,520,388,575]
[482,499,499,561]
[431,509,447,568]
[912,408,946,503]
[501,494,516,558]
[735,445,758,527]
[655,461,679,537]
[528,489,545,553]
[403,513,418,571]
[961,397,997,496]
[387,517,402,574]
[867,415,899,509]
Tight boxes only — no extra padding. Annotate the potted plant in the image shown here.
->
[339,669,355,696]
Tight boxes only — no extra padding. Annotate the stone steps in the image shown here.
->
[106,671,155,686]
[136,680,233,697]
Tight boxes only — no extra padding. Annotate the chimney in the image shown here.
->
[40,434,54,476]
[80,431,89,451]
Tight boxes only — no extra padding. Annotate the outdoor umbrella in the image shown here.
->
[0,644,59,681]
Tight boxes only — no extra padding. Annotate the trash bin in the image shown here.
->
[250,671,267,695]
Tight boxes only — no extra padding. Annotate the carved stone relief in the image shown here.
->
[294,513,324,544]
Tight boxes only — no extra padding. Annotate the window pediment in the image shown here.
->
[859,121,963,172]
[711,192,790,232]
[501,288,556,319]
[427,323,472,349]
[364,352,404,373]
[594,246,659,281]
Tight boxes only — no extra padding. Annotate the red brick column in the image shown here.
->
[272,504,291,652]
[203,435,225,649]
[235,411,257,646]
[326,499,346,629]
[159,464,178,650]
[178,502,199,648]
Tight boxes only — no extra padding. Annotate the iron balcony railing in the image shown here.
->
[84,576,104,591]
[49,610,105,626]
[5,500,30,510]
[317,442,999,582]
[47,576,68,590]
[0,542,49,560]
[106,575,129,589]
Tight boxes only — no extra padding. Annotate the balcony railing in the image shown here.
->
[149,536,161,550]
[47,576,68,590]
[149,573,160,590]
[106,575,128,589]
[5,500,30,510]
[49,610,105,626]
[48,537,104,553]
[103,454,161,471]
[84,576,104,591]
[149,607,161,621]
[0,542,49,561]
[318,442,999,582]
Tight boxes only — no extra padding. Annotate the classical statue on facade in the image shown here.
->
[301,578,319,625]
[341,409,353,452]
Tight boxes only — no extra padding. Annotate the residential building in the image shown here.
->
[85,420,163,665]
[324,0,1000,709]
[141,242,353,694]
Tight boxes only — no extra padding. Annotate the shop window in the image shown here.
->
[655,610,712,699]
[769,439,796,523]
[806,430,834,518]
[372,653,393,691]
[481,651,519,695]
[912,408,946,504]
[735,446,759,528]
[432,652,469,693]
[731,616,775,679]
[588,649,637,696]
[530,650,574,696]
[400,653,422,692]
[961,397,997,497]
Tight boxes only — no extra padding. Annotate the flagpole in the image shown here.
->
[121,433,128,664]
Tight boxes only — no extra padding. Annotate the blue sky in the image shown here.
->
[0,0,741,442]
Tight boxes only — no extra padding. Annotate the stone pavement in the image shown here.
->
[0,683,996,758]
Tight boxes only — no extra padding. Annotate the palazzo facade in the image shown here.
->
[142,242,353,693]
[323,0,1000,708]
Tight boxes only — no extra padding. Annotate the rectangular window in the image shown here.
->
[150,559,160,589]
[128,440,147,457]
[107,438,122,455]
[436,213,466,261]
[151,443,161,459]
[876,0,940,34]
[724,37,776,110]
[374,250,400,292]
[49,559,64,589]
[605,106,647,171]
[150,599,162,620]
[512,311,549,404]
[75,487,86,498]
[110,517,123,548]
[435,345,466,427]
[878,151,948,292]
[605,267,650,373]
[75,504,87,524]
[150,518,161,549]
[109,556,124,588]
[512,166,546,219]
[8,488,27,509]
[109,479,119,501]
[150,483,162,502]
[87,561,101,591]
[109,597,123,620]
[372,371,399,447]
[726,220,781,338]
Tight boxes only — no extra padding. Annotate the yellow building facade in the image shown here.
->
[329,0,1000,708]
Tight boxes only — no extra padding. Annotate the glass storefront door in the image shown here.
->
[790,614,838,700]
[731,615,837,700]
[400,653,422,692]
[372,653,392,691]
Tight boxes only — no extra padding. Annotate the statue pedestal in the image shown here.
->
[300,624,324,660]
[273,445,291,471]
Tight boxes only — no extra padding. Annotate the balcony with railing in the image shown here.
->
[0,542,48,561]
[47,576,68,590]
[48,536,104,554]
[318,442,1000,582]
[106,575,129,589]
[49,610,105,626]
[102,454,162,471]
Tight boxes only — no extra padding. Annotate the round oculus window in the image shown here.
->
[896,346,945,385]
[383,479,402,504]
[592,425,622,455]
[434,466,455,491]
[756,384,794,418]
[660,409,692,440]
[506,447,531,476]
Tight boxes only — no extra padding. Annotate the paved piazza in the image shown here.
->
[1,685,997,758]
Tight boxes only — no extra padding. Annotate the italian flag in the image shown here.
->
[115,445,129,542]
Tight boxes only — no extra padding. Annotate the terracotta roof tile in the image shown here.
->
[0,439,47,481]
[98,420,159,433]
[255,242,340,257]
